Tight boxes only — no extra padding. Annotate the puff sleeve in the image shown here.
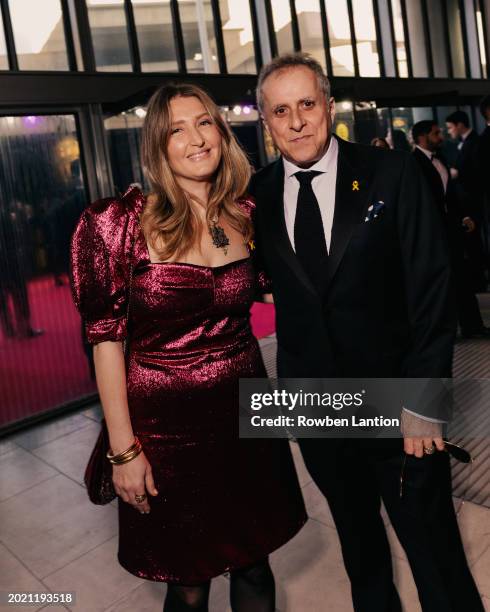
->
[70,197,134,344]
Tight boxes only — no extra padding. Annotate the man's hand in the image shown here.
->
[462,216,476,232]
[401,409,445,458]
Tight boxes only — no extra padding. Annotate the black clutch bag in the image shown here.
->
[84,418,116,505]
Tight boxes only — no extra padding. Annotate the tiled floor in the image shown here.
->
[0,406,489,611]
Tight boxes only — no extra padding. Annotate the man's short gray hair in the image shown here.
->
[256,53,331,113]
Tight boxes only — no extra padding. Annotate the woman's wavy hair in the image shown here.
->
[140,83,252,261]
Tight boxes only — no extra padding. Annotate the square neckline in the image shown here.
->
[137,219,251,271]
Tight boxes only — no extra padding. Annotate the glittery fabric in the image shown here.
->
[70,186,306,584]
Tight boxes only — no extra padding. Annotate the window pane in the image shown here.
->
[178,0,219,73]
[105,110,148,195]
[390,0,408,77]
[427,0,448,77]
[351,0,380,77]
[405,0,428,76]
[0,10,8,70]
[219,0,256,74]
[270,0,295,55]
[295,0,326,70]
[447,0,466,77]
[86,0,132,71]
[9,0,69,70]
[325,0,354,76]
[132,0,178,72]
[476,0,487,76]
[0,115,92,427]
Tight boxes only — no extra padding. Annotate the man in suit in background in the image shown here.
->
[412,120,487,338]
[477,96,490,274]
[250,53,483,612]
[478,96,490,188]
[446,110,487,294]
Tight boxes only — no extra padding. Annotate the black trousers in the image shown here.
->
[298,438,483,612]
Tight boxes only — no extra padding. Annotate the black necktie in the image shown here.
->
[293,171,327,290]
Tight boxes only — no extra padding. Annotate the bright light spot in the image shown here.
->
[233,105,242,116]
[134,107,147,118]
[194,53,203,61]
[243,106,251,115]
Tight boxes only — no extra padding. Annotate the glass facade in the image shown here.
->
[295,0,326,70]
[391,0,408,77]
[132,0,179,72]
[447,0,467,77]
[325,0,355,76]
[405,0,429,77]
[351,0,380,77]
[270,0,295,56]
[427,0,449,77]
[86,0,132,72]
[0,115,92,428]
[476,0,488,77]
[9,0,69,70]
[0,0,484,80]
[0,10,8,70]
[219,0,256,74]
[179,0,220,73]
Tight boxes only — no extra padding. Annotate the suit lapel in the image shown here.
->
[261,159,317,295]
[325,138,374,292]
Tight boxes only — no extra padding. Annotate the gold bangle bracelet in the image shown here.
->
[109,445,143,465]
[107,440,141,464]
[107,437,141,462]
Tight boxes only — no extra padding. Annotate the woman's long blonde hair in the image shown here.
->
[140,83,253,261]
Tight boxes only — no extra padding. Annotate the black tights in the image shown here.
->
[163,559,275,612]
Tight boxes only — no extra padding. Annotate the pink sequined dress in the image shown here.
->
[70,186,307,584]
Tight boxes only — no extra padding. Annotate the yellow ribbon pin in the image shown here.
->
[352,180,360,191]
[248,240,255,251]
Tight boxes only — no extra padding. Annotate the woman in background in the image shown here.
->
[71,83,306,612]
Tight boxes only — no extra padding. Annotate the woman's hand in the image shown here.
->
[112,451,158,514]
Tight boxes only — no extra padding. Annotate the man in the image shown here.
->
[478,96,490,190]
[446,110,480,195]
[446,110,487,294]
[250,53,483,611]
[412,120,487,338]
[477,96,490,268]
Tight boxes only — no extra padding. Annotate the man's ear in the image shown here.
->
[329,97,336,124]
[261,115,271,136]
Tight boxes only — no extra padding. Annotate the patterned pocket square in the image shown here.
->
[364,201,385,222]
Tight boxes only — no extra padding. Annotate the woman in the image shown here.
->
[70,83,307,611]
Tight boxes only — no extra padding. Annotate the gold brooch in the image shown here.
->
[352,180,360,191]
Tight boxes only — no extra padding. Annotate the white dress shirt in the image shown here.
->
[415,145,448,194]
[457,127,472,150]
[282,136,339,253]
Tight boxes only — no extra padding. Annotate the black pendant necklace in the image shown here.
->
[209,214,229,255]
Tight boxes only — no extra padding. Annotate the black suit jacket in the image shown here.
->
[412,147,466,258]
[249,137,456,419]
[477,126,490,199]
[454,130,482,219]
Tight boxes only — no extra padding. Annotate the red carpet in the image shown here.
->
[0,275,276,428]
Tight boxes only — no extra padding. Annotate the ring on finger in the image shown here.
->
[135,494,147,503]
[424,445,435,455]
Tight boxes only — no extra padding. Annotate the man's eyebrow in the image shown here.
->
[272,97,315,111]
